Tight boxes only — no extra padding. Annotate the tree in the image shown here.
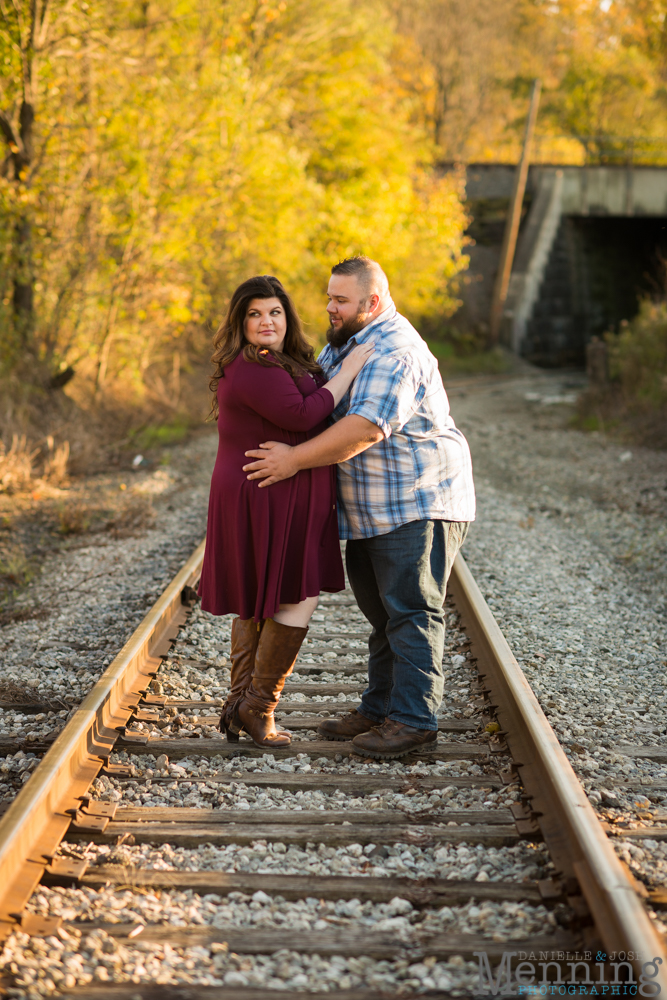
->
[0,0,469,423]
[538,0,667,162]
[0,0,53,364]
[389,0,522,161]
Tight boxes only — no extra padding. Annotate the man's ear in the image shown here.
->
[368,293,380,313]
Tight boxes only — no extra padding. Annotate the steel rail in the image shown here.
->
[0,539,206,938]
[449,554,667,990]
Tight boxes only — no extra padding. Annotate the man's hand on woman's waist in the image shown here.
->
[243,441,298,487]
[243,415,383,488]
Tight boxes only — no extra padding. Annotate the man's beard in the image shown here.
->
[326,311,368,348]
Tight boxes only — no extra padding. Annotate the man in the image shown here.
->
[243,256,475,758]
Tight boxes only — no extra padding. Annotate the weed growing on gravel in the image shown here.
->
[105,494,156,537]
[0,548,44,623]
[0,606,48,626]
[0,551,33,587]
[57,501,92,535]
[0,483,157,625]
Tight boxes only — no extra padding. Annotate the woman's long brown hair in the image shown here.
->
[209,275,323,418]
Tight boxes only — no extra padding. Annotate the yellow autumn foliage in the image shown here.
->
[0,0,468,416]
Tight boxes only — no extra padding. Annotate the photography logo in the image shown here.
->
[474,951,663,996]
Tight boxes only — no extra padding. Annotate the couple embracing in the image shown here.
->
[198,256,475,760]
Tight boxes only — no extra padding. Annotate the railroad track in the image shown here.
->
[0,540,665,998]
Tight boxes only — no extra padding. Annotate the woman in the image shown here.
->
[199,275,372,749]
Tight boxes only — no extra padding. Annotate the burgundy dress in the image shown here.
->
[198,352,344,621]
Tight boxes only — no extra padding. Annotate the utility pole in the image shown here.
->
[489,79,542,344]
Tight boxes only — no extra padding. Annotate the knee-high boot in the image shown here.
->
[232,619,308,748]
[219,618,263,742]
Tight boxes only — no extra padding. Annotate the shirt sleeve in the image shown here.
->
[345,356,426,438]
[232,357,335,432]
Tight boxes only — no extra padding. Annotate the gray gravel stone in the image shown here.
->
[9,371,662,994]
[452,372,667,938]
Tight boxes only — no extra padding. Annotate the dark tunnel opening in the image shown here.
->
[522,215,667,367]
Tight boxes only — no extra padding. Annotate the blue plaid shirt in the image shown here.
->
[318,305,476,539]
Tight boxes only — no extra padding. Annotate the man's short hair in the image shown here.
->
[331,256,389,298]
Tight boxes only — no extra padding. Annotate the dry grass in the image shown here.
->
[574,386,667,449]
[0,435,40,492]
[56,500,92,536]
[55,492,156,538]
[1,361,208,486]
[0,550,34,587]
[0,434,72,494]
[43,437,70,485]
[0,605,49,627]
[0,677,73,709]
[0,679,44,706]
[105,493,156,537]
[0,373,197,622]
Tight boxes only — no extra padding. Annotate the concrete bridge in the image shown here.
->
[450,164,667,365]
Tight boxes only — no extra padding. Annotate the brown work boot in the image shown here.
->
[317,708,380,742]
[219,618,263,742]
[233,619,308,748]
[352,719,438,759]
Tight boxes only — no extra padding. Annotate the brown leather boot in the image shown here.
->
[219,618,291,742]
[219,618,263,742]
[351,719,438,759]
[233,619,308,747]
[317,708,381,742]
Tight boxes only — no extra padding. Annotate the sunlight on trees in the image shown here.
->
[2,0,667,434]
[0,0,467,421]
[393,0,667,164]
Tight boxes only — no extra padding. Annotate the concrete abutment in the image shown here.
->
[443,163,667,366]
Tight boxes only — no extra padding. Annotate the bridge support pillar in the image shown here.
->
[501,169,564,353]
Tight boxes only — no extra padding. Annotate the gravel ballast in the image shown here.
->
[452,372,667,937]
[2,367,666,995]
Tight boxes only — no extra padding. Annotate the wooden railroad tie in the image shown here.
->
[50,865,544,906]
[113,736,494,762]
[58,923,579,961]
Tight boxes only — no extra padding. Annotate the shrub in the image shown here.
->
[576,299,667,448]
[607,300,667,408]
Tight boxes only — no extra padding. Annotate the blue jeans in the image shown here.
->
[346,519,468,731]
